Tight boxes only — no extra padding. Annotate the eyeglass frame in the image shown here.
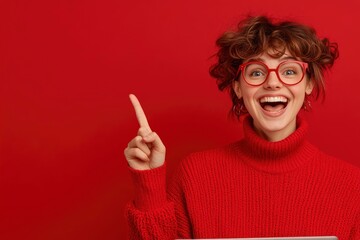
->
[236,60,309,86]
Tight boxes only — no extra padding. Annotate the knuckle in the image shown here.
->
[138,127,151,136]
[133,148,145,158]
[133,148,141,155]
[128,136,142,147]
[134,135,142,142]
[137,127,142,133]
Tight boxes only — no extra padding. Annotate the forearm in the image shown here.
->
[125,201,177,240]
[125,164,177,239]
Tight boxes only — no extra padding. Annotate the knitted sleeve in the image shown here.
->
[350,211,360,240]
[125,163,193,239]
[125,202,177,239]
[125,164,177,239]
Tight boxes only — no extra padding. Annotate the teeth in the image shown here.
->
[260,96,288,103]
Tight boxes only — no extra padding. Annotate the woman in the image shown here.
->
[124,15,360,239]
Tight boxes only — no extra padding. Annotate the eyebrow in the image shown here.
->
[245,56,297,63]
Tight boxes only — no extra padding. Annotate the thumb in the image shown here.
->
[143,131,166,153]
[142,131,166,169]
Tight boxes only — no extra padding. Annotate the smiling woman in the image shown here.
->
[210,16,337,121]
[123,15,360,239]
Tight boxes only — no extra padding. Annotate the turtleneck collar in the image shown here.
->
[238,115,318,174]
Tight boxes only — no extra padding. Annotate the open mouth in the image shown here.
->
[259,96,288,112]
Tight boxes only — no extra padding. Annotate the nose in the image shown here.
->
[263,70,283,89]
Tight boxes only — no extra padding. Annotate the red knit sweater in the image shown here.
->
[125,116,360,239]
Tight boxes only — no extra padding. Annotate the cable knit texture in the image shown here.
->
[125,116,360,239]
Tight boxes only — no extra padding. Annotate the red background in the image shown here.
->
[1,0,360,239]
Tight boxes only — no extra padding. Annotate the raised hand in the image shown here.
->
[124,94,166,170]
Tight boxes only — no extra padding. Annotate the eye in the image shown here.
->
[243,63,267,81]
[279,62,303,77]
[284,69,296,75]
[250,70,265,77]
[245,66,267,78]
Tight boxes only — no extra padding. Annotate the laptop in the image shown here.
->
[177,236,338,240]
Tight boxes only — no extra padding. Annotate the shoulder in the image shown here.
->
[316,151,360,193]
[318,151,360,177]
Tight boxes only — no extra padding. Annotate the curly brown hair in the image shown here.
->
[209,15,339,118]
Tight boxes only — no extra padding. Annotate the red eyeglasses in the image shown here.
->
[236,60,308,86]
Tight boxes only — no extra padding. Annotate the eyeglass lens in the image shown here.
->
[243,62,304,85]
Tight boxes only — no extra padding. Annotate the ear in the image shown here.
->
[305,79,314,95]
[233,80,242,99]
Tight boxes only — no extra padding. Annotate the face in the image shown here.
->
[233,50,314,142]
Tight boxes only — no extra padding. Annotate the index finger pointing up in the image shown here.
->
[129,94,152,130]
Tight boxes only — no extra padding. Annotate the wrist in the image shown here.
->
[129,163,167,211]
